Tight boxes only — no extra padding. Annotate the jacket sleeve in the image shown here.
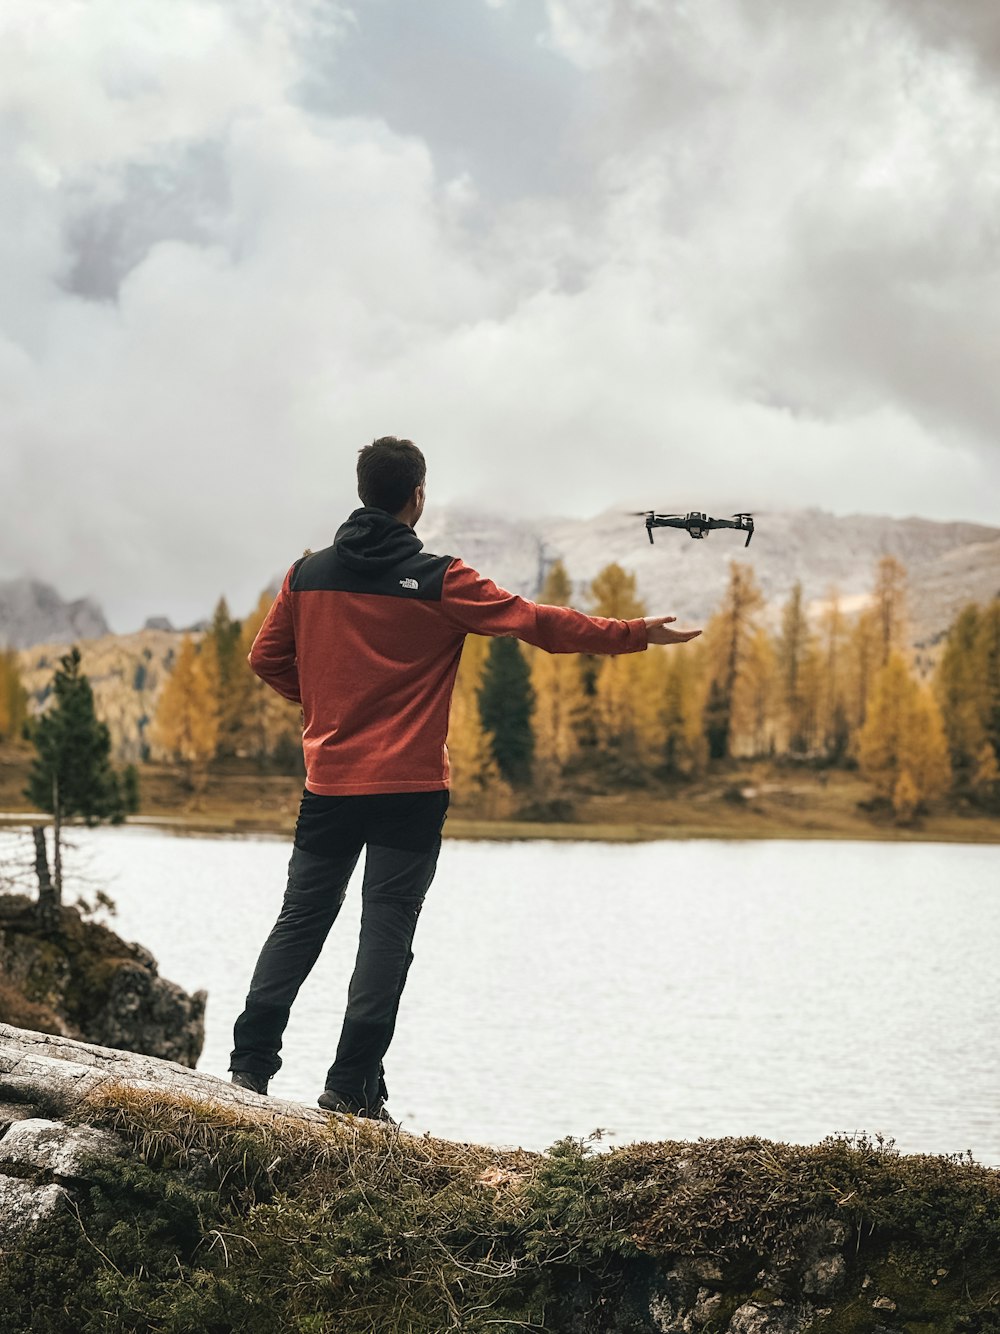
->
[247,566,301,703]
[439,559,648,655]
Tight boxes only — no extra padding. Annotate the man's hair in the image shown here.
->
[357,437,426,514]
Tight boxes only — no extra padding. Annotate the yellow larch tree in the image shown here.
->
[796,638,824,756]
[701,561,765,760]
[935,603,987,786]
[904,686,951,807]
[978,600,1000,763]
[529,559,588,784]
[151,635,220,791]
[776,582,810,753]
[817,588,850,760]
[872,555,909,667]
[845,606,881,736]
[588,562,654,776]
[775,583,824,756]
[588,563,646,620]
[857,652,951,819]
[660,643,708,777]
[236,590,303,766]
[531,650,587,783]
[737,626,778,758]
[593,655,637,769]
[539,560,574,608]
[844,555,910,743]
[936,597,1000,809]
[0,650,30,743]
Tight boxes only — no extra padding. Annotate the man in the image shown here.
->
[229,436,701,1122]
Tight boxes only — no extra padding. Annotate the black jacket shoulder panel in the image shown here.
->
[291,546,454,602]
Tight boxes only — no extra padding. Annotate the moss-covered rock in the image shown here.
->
[0,1024,998,1333]
[0,894,205,1065]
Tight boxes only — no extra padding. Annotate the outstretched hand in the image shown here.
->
[644,615,702,645]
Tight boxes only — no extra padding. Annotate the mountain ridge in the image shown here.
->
[3,507,998,654]
[415,505,1000,645]
[0,578,109,652]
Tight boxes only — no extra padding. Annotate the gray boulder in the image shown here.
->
[0,1021,326,1247]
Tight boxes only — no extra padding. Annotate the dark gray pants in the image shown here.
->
[230,788,449,1109]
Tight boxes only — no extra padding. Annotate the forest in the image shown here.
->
[2,556,998,829]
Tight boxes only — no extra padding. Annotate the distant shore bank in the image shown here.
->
[4,811,1000,845]
[2,751,998,845]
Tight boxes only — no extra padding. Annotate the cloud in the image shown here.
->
[536,0,1000,451]
[298,0,590,201]
[886,0,1000,73]
[0,0,998,631]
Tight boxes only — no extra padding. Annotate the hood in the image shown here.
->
[333,507,424,574]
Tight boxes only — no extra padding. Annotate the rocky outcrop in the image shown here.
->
[0,1024,314,1128]
[0,1117,125,1245]
[0,1023,997,1333]
[16,625,183,763]
[0,1025,330,1247]
[0,894,205,1066]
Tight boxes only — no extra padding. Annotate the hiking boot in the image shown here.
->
[318,1088,398,1126]
[231,1070,270,1096]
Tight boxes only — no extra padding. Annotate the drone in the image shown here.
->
[632,511,755,547]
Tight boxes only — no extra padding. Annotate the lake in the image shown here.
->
[3,826,998,1165]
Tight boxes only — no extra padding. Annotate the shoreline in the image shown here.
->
[1,807,998,845]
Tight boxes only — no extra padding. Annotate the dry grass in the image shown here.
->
[77,1079,541,1199]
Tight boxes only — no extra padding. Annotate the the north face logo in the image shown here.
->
[399,578,419,590]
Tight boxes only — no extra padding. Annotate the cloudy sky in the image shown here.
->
[2,0,999,630]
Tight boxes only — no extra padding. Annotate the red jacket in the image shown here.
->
[249,508,649,794]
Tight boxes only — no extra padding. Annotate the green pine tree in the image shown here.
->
[121,763,141,814]
[702,677,729,761]
[24,646,134,932]
[478,638,535,787]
